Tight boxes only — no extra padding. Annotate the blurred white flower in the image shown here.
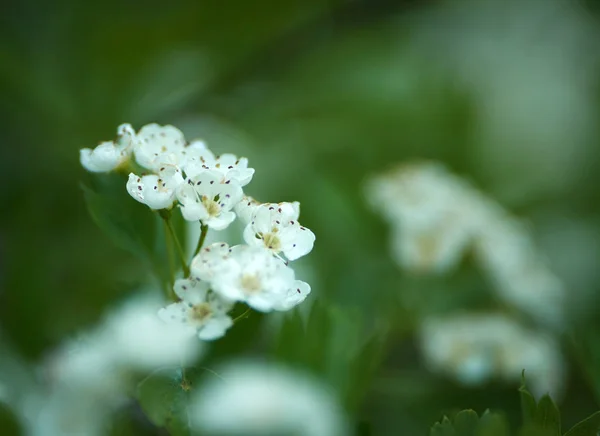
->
[210,245,297,312]
[420,314,564,398]
[184,140,255,186]
[365,162,483,273]
[177,169,243,229]
[159,278,233,341]
[80,123,135,173]
[242,202,315,261]
[191,361,348,436]
[367,161,565,326]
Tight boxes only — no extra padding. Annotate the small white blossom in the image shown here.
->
[190,242,233,282]
[210,245,297,312]
[133,123,187,171]
[183,140,255,186]
[80,123,135,173]
[191,361,348,436]
[177,170,243,229]
[234,196,261,225]
[243,203,315,261]
[159,278,233,341]
[126,165,184,210]
[272,280,311,311]
[420,314,564,397]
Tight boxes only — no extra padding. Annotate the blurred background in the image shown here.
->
[3,0,600,434]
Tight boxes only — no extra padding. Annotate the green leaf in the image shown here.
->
[430,416,456,436]
[476,411,510,436]
[453,410,479,436]
[533,395,561,436]
[81,174,170,285]
[563,411,600,436]
[136,368,192,436]
[520,371,537,425]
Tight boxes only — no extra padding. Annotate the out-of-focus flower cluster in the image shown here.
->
[80,123,316,341]
[366,161,566,396]
[21,295,201,436]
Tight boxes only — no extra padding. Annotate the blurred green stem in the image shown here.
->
[193,223,209,257]
[159,210,190,277]
[163,220,176,299]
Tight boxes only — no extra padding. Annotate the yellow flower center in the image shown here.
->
[262,232,282,252]
[240,274,262,295]
[202,196,221,217]
[191,303,213,322]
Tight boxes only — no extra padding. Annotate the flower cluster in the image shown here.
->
[420,314,564,398]
[80,123,316,341]
[365,161,565,327]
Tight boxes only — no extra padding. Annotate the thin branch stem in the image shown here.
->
[233,307,252,323]
[193,223,209,257]
[160,211,190,277]
[163,219,176,298]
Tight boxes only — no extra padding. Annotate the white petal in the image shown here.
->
[126,173,146,204]
[174,279,209,304]
[80,142,126,173]
[280,225,316,261]
[198,316,233,341]
[205,211,236,230]
[235,196,261,224]
[274,280,311,311]
[191,242,232,281]
[158,302,189,325]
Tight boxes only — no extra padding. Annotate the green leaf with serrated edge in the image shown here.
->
[431,416,456,436]
[533,395,561,436]
[520,371,537,425]
[453,410,479,436]
[564,411,600,436]
[476,411,510,436]
[136,368,192,436]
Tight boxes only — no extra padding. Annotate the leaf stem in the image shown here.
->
[193,223,209,257]
[163,219,176,298]
[159,210,190,277]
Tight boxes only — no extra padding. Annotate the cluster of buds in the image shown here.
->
[80,123,315,341]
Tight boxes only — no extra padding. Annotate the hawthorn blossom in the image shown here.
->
[242,203,315,261]
[272,280,311,311]
[177,170,243,229]
[234,196,261,225]
[210,245,296,312]
[420,314,564,397]
[191,361,349,436]
[190,242,233,282]
[126,165,184,210]
[183,140,255,186]
[133,123,187,171]
[80,124,135,172]
[158,278,233,341]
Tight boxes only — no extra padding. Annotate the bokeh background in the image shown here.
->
[3,0,600,434]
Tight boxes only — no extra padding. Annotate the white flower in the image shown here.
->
[126,165,184,210]
[272,280,311,311]
[420,314,564,398]
[234,196,261,225]
[133,123,187,171]
[243,203,315,261]
[183,140,255,186]
[80,123,135,172]
[177,170,243,229]
[210,245,296,312]
[191,361,348,436]
[190,242,233,282]
[158,278,233,341]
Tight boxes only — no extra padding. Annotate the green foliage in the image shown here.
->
[430,410,509,436]
[136,368,194,436]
